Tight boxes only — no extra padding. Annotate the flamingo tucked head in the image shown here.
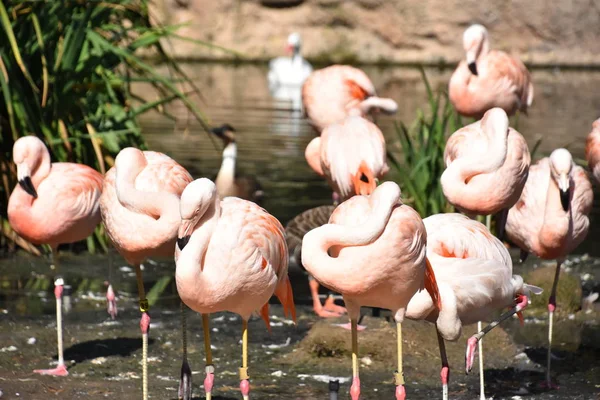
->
[286,32,301,55]
[549,148,574,212]
[462,24,489,76]
[12,136,51,198]
[177,178,218,250]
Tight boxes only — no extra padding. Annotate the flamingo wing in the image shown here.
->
[135,151,193,196]
[485,51,533,110]
[48,163,103,222]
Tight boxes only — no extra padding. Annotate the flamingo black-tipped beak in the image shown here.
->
[18,176,37,198]
[177,235,190,251]
[468,61,478,75]
[560,188,570,212]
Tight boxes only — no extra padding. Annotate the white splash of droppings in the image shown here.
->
[270,322,284,327]
[297,374,351,384]
[119,266,132,272]
[157,375,176,381]
[213,315,225,322]
[27,337,36,345]
[91,357,107,365]
[212,327,219,333]
[271,370,285,377]
[0,346,17,352]
[360,356,372,366]
[261,337,291,349]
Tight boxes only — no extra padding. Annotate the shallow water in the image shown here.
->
[1,63,600,399]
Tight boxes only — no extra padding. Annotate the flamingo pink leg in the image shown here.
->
[323,295,347,315]
[309,278,342,318]
[394,321,406,400]
[349,318,361,400]
[466,295,528,373]
[240,320,250,400]
[106,284,117,320]
[436,329,450,400]
[34,275,68,376]
[202,314,215,400]
[542,261,561,390]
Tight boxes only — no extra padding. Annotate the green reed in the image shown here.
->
[386,69,461,218]
[0,1,218,253]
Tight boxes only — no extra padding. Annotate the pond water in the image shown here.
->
[1,63,600,399]
[140,63,600,255]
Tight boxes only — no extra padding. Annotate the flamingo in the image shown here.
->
[585,118,600,184]
[285,205,347,317]
[305,115,389,202]
[505,148,593,388]
[302,65,398,133]
[441,107,530,398]
[211,124,264,203]
[268,32,313,110]
[175,178,296,400]
[301,181,441,400]
[7,135,103,376]
[449,24,534,118]
[99,148,193,400]
[405,213,542,400]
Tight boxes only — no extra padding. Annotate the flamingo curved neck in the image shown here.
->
[177,200,220,284]
[301,194,398,290]
[115,162,181,225]
[359,97,398,115]
[31,148,52,188]
[539,174,570,251]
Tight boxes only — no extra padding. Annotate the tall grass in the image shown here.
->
[386,69,462,218]
[0,1,215,253]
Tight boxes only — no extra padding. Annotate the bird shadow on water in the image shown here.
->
[62,337,152,363]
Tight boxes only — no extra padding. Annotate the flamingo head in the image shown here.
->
[481,108,509,140]
[177,178,218,251]
[114,147,147,185]
[286,32,301,55]
[592,118,600,132]
[549,148,574,212]
[463,24,488,76]
[12,136,49,198]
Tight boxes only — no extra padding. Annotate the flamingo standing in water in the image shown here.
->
[302,65,398,133]
[449,24,534,118]
[505,148,593,388]
[7,136,103,376]
[301,182,441,400]
[585,118,600,184]
[305,115,389,201]
[99,148,193,400]
[285,205,347,317]
[175,178,296,400]
[441,107,530,399]
[405,213,542,400]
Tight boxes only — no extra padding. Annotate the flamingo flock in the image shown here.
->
[5,23,598,400]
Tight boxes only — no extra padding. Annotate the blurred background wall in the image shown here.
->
[151,0,600,66]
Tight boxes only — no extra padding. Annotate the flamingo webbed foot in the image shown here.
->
[465,336,479,374]
[395,384,406,400]
[106,284,117,320]
[33,363,68,376]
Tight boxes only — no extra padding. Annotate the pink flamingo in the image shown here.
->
[175,178,296,400]
[449,24,534,118]
[7,136,103,376]
[302,65,398,133]
[585,118,600,184]
[406,213,542,400]
[301,182,441,400]
[505,148,593,388]
[305,115,389,202]
[441,107,530,399]
[442,107,530,232]
[99,148,193,400]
